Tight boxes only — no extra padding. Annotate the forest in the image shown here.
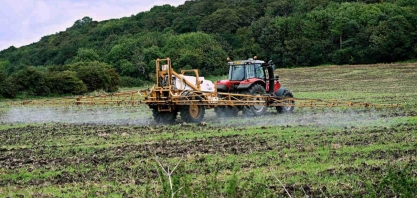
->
[0,0,416,98]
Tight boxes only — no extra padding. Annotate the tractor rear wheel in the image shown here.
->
[180,92,206,123]
[181,104,205,123]
[152,108,177,124]
[276,90,294,113]
[243,84,267,117]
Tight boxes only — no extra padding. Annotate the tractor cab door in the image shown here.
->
[246,64,264,79]
[254,64,265,79]
[229,65,246,81]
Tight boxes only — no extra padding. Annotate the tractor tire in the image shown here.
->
[214,106,239,117]
[276,90,295,113]
[243,84,268,117]
[152,108,177,124]
[180,92,205,123]
[181,105,205,123]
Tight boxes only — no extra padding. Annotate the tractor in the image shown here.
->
[215,57,294,117]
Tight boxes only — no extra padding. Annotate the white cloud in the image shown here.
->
[0,0,186,51]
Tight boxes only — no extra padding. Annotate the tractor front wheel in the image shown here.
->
[243,84,267,117]
[276,90,295,113]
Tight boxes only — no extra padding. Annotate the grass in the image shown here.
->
[0,62,417,197]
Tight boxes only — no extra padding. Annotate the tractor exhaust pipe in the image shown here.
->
[267,60,275,94]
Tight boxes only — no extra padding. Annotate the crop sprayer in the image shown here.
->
[13,58,400,124]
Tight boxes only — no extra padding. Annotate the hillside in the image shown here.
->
[0,0,417,98]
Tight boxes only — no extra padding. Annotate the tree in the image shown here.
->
[198,9,240,34]
[367,4,415,62]
[71,16,93,29]
[53,43,79,65]
[9,66,50,96]
[141,46,165,80]
[70,61,120,92]
[266,0,295,17]
[0,64,10,97]
[106,40,137,65]
[117,59,137,77]
[0,64,6,83]
[233,27,262,59]
[173,16,200,33]
[396,0,417,7]
[369,16,412,62]
[48,71,87,95]
[73,48,100,62]
[143,5,176,31]
[0,78,17,98]
[163,32,227,76]
[0,60,14,75]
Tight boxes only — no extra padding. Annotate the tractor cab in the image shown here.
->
[228,60,265,81]
[217,57,280,94]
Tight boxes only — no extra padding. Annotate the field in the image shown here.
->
[1,63,416,197]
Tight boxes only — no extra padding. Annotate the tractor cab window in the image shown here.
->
[229,65,245,80]
[254,64,265,79]
[246,64,255,78]
[247,64,264,79]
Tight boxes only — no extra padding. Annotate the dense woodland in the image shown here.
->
[0,0,416,98]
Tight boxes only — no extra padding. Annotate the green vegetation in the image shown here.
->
[1,0,417,98]
[1,63,416,197]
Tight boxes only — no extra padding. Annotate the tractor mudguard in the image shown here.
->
[216,84,227,91]
[237,83,252,90]
[275,87,290,96]
[237,79,265,90]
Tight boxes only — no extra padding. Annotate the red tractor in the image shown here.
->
[215,57,294,117]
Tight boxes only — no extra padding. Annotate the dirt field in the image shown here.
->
[1,63,416,197]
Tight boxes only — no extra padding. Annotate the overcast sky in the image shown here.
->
[0,0,186,51]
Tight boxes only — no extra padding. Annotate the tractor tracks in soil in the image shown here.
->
[1,122,416,168]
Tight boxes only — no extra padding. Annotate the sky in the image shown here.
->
[0,0,187,51]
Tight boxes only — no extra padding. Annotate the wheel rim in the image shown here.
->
[282,92,294,112]
[283,101,293,111]
[252,93,265,112]
[189,105,200,119]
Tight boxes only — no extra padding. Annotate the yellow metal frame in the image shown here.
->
[12,91,144,106]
